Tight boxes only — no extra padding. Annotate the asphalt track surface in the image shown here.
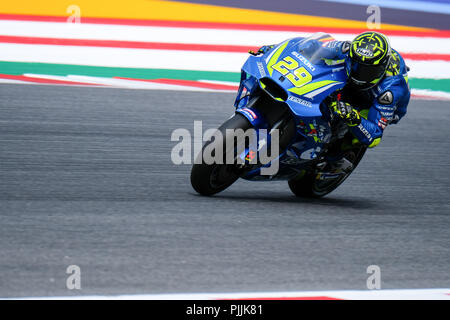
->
[0,83,449,298]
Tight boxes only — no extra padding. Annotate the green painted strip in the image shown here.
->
[0,61,241,83]
[1,61,449,94]
[409,78,450,93]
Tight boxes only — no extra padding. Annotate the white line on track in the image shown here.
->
[1,20,450,54]
[4,288,450,300]
[0,43,247,72]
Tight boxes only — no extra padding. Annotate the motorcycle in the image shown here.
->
[190,33,367,197]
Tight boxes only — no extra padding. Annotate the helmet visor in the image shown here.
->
[348,60,386,86]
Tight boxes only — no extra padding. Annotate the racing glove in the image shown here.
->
[332,101,361,127]
[249,45,274,56]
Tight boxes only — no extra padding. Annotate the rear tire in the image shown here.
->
[288,145,367,198]
[190,113,251,196]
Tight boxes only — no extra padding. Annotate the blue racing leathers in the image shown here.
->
[324,41,411,147]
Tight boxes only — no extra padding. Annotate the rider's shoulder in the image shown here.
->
[372,77,409,107]
[376,51,410,94]
[386,49,409,78]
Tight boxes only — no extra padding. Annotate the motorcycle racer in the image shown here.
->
[253,31,411,149]
[192,32,408,196]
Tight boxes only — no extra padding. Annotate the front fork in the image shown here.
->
[235,95,294,176]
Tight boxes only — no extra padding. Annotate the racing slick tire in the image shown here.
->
[190,113,252,196]
[288,144,367,198]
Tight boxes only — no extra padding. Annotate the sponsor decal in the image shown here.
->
[378,91,393,105]
[378,117,388,129]
[356,47,374,57]
[357,123,373,142]
[380,110,394,119]
[239,107,258,121]
[291,51,316,72]
[288,96,313,108]
[256,61,266,77]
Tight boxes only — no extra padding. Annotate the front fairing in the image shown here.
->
[237,34,348,119]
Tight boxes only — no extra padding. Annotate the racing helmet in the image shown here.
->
[345,31,391,89]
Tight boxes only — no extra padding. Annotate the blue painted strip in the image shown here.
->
[405,0,450,4]
[319,0,450,15]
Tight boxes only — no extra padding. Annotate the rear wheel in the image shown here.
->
[190,113,251,196]
[288,145,367,198]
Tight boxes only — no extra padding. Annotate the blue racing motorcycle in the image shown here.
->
[191,33,367,197]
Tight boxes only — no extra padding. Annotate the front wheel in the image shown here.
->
[190,113,251,196]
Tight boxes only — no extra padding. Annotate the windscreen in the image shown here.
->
[295,32,337,65]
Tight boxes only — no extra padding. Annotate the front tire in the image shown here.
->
[190,113,251,196]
